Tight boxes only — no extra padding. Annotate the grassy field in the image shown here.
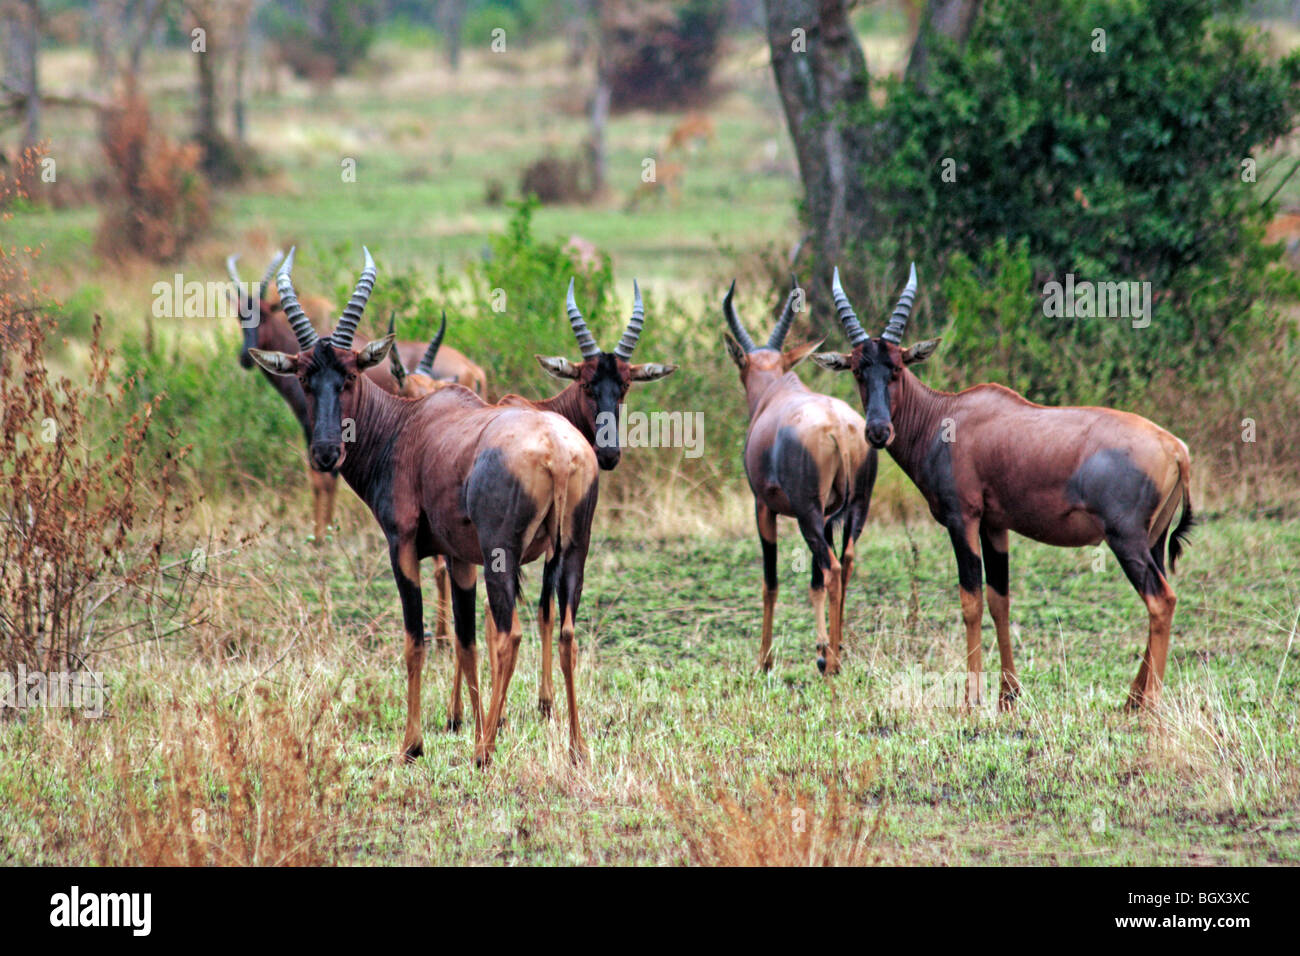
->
[3,17,1300,866]
[2,503,1297,866]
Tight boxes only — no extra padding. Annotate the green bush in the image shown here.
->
[262,0,380,79]
[115,328,304,497]
[850,0,1300,401]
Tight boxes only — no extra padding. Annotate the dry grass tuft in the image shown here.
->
[663,771,883,866]
[48,686,352,866]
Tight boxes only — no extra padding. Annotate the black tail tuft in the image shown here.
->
[1168,495,1196,575]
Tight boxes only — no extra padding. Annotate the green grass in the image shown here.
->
[2,511,1296,865]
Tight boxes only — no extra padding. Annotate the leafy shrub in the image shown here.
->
[0,315,196,675]
[601,0,727,112]
[96,86,210,263]
[519,153,592,204]
[848,0,1300,400]
[263,0,380,80]
[114,328,304,498]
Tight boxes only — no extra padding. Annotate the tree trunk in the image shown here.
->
[195,34,218,148]
[439,0,466,71]
[906,0,981,88]
[588,53,610,196]
[5,1,42,148]
[231,0,253,143]
[763,0,869,320]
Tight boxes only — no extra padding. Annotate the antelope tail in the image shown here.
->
[1168,454,1195,575]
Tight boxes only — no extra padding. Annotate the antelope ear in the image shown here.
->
[811,352,852,372]
[388,343,408,388]
[248,348,298,376]
[357,333,395,371]
[536,355,582,379]
[902,338,941,365]
[781,339,824,372]
[628,362,677,383]
[722,331,747,369]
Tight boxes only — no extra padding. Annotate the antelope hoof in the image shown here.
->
[474,750,492,770]
[998,692,1018,714]
[445,717,463,732]
[401,740,423,763]
[538,698,553,718]
[570,742,590,767]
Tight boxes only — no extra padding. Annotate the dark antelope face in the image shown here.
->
[247,247,390,472]
[811,264,939,449]
[228,252,283,369]
[812,339,939,449]
[540,279,676,470]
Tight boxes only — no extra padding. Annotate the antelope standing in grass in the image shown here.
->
[229,253,488,542]
[443,278,677,728]
[249,249,599,766]
[723,279,876,675]
[387,312,457,652]
[814,265,1194,710]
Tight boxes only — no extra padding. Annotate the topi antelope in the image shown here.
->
[229,252,489,542]
[723,278,877,675]
[443,278,677,727]
[387,312,458,654]
[249,249,599,767]
[814,265,1195,710]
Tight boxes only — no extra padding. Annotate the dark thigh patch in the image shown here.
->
[1066,449,1159,532]
[463,447,538,551]
[768,426,829,519]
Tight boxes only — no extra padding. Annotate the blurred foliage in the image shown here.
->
[263,0,382,80]
[115,329,304,497]
[847,0,1300,405]
[602,0,728,112]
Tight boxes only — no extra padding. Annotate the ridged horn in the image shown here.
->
[881,262,917,345]
[831,267,868,347]
[276,246,318,351]
[566,278,599,359]
[767,274,800,350]
[227,254,252,319]
[332,246,376,349]
[416,312,447,376]
[259,250,284,299]
[612,280,643,359]
[723,280,757,353]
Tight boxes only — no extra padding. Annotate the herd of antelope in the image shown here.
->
[228,247,1194,767]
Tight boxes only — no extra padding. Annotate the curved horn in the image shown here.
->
[612,279,644,359]
[276,246,319,351]
[881,262,917,345]
[416,312,447,376]
[566,278,600,359]
[227,254,252,318]
[259,250,284,299]
[766,274,799,350]
[332,246,376,349]
[386,313,407,387]
[831,267,869,347]
[723,280,757,353]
